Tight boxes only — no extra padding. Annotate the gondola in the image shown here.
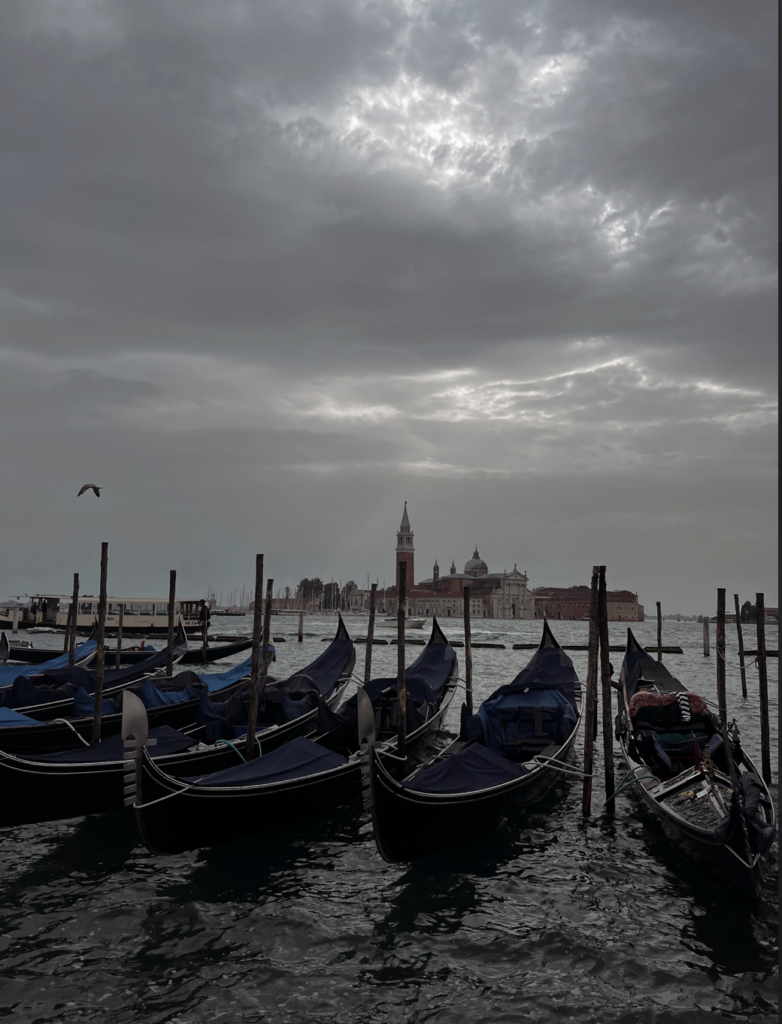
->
[103,635,254,667]
[0,628,98,680]
[0,624,188,754]
[0,620,355,827]
[365,619,582,862]
[0,633,8,665]
[132,618,458,855]
[615,628,776,899]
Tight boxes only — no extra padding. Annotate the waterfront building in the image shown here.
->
[532,586,645,621]
[386,506,535,619]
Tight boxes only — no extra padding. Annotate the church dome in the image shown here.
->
[464,548,488,575]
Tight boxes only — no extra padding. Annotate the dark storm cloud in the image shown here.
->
[0,0,776,608]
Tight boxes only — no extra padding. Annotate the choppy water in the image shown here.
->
[1,616,777,1022]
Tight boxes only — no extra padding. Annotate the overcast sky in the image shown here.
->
[1,0,777,612]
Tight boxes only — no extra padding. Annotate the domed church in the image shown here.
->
[391,505,535,619]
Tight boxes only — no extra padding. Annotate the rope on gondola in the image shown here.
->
[214,736,262,763]
[531,754,592,779]
[51,718,91,747]
[608,765,661,800]
[132,781,198,809]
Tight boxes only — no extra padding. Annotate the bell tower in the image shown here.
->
[396,502,415,591]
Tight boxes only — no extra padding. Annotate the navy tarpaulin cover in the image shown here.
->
[183,736,346,787]
[22,726,196,763]
[73,687,114,717]
[478,687,577,754]
[289,620,354,697]
[0,640,98,687]
[403,743,529,795]
[199,657,253,693]
[0,707,41,727]
[134,679,200,708]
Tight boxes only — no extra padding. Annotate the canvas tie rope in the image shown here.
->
[51,718,91,747]
[133,781,197,809]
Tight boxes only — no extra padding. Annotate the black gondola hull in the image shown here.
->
[136,681,458,855]
[0,681,350,826]
[369,728,580,863]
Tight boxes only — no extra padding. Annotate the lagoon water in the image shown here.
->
[1,616,777,1023]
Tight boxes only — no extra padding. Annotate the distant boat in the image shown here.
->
[381,617,426,629]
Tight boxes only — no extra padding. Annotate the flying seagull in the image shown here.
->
[77,484,101,497]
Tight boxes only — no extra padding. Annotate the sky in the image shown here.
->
[1,0,777,613]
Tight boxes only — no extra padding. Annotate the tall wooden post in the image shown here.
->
[397,561,407,760]
[755,593,771,785]
[260,579,274,677]
[656,601,662,662]
[703,619,710,656]
[733,594,748,699]
[91,543,109,744]
[716,589,726,723]
[63,600,73,652]
[364,583,377,684]
[581,566,600,817]
[68,572,80,667]
[166,570,177,677]
[598,567,615,813]
[463,584,473,716]
[245,555,264,762]
[298,608,304,642]
[115,603,124,671]
[201,611,209,663]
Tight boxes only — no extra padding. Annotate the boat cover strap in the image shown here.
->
[403,743,529,795]
[181,735,346,787]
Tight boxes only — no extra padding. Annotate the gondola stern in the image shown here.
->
[0,632,8,665]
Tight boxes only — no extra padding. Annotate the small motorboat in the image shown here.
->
[381,617,426,629]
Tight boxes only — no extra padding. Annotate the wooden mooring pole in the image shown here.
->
[463,584,473,716]
[581,566,600,817]
[298,609,304,643]
[115,603,124,671]
[245,554,264,761]
[716,589,726,723]
[201,612,209,663]
[91,543,109,744]
[733,594,748,699]
[755,593,771,785]
[67,572,79,667]
[260,578,273,677]
[703,618,710,656]
[598,567,614,813]
[656,601,662,662]
[364,583,377,684]
[397,562,407,761]
[166,570,177,677]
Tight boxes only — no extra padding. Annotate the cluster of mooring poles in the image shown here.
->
[244,554,274,761]
[580,566,615,816]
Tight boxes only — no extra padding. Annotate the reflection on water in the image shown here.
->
[0,616,777,1022]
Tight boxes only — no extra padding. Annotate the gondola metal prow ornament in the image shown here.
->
[357,686,376,813]
[122,690,156,806]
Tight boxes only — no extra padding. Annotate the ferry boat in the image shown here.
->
[4,594,205,636]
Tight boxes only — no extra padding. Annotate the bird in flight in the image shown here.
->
[77,484,101,497]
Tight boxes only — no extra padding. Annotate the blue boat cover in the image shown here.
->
[0,640,98,687]
[0,707,42,728]
[478,687,577,755]
[182,735,346,787]
[73,687,115,717]
[22,725,196,763]
[403,743,530,795]
[199,656,254,693]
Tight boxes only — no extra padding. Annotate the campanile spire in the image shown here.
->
[396,502,415,591]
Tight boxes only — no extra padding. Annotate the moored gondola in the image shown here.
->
[365,619,582,862]
[104,635,254,666]
[615,628,776,899]
[0,620,355,826]
[0,627,98,680]
[0,624,188,754]
[132,618,458,855]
